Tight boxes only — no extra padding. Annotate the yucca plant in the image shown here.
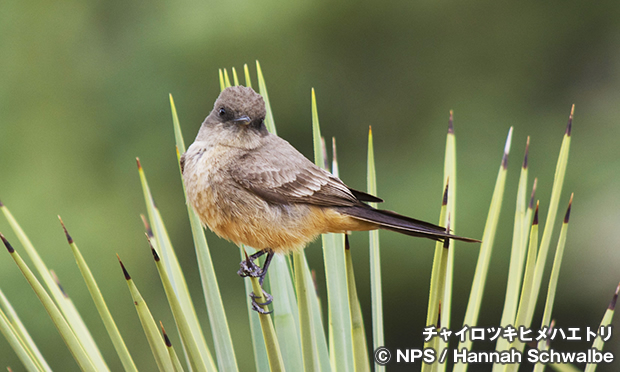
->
[0,62,616,372]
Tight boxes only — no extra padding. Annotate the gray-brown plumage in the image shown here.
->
[181,86,478,311]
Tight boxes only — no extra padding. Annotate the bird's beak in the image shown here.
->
[232,115,251,125]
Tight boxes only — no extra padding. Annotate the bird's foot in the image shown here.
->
[237,257,262,279]
[250,290,273,314]
[251,290,273,306]
[238,249,275,314]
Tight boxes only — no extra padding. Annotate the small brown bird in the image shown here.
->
[181,86,478,313]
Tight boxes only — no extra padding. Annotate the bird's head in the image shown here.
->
[196,86,268,148]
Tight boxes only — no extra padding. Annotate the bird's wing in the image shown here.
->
[230,136,364,207]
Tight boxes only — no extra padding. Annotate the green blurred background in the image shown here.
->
[1,1,619,371]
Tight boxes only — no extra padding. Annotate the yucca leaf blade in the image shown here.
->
[0,234,98,372]
[312,89,354,372]
[59,219,138,372]
[453,128,513,372]
[118,258,173,372]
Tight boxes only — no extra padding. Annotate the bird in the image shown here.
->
[180,85,479,313]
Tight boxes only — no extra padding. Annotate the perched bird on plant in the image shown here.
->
[181,85,478,313]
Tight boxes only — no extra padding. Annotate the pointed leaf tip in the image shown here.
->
[610,283,620,310]
[117,255,131,280]
[502,127,514,169]
[58,216,74,244]
[136,157,142,170]
[523,136,530,169]
[242,247,249,262]
[0,233,14,253]
[566,105,574,137]
[442,177,450,206]
[345,234,350,250]
[448,110,454,134]
[151,247,160,262]
[368,125,373,135]
[533,201,539,225]
[163,330,172,347]
[145,234,160,261]
[0,199,3,207]
[564,193,574,223]
[160,322,172,347]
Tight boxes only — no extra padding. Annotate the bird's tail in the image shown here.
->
[340,205,480,243]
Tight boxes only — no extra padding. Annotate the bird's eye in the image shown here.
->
[218,108,226,117]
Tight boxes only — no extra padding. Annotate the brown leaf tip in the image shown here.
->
[146,235,161,262]
[564,193,573,224]
[58,216,74,244]
[448,110,454,134]
[0,233,14,253]
[163,331,172,347]
[161,322,172,347]
[151,247,160,262]
[501,153,509,170]
[529,178,538,210]
[610,283,620,310]
[523,136,530,169]
[533,201,539,225]
[442,177,450,206]
[0,199,4,207]
[345,234,350,250]
[566,105,574,137]
[136,157,142,170]
[117,255,131,280]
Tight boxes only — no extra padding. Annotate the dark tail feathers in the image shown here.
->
[340,205,480,243]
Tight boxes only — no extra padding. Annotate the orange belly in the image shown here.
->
[206,205,377,254]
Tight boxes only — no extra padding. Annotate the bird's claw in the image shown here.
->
[251,301,273,314]
[250,290,273,314]
[237,257,262,278]
[251,290,273,306]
